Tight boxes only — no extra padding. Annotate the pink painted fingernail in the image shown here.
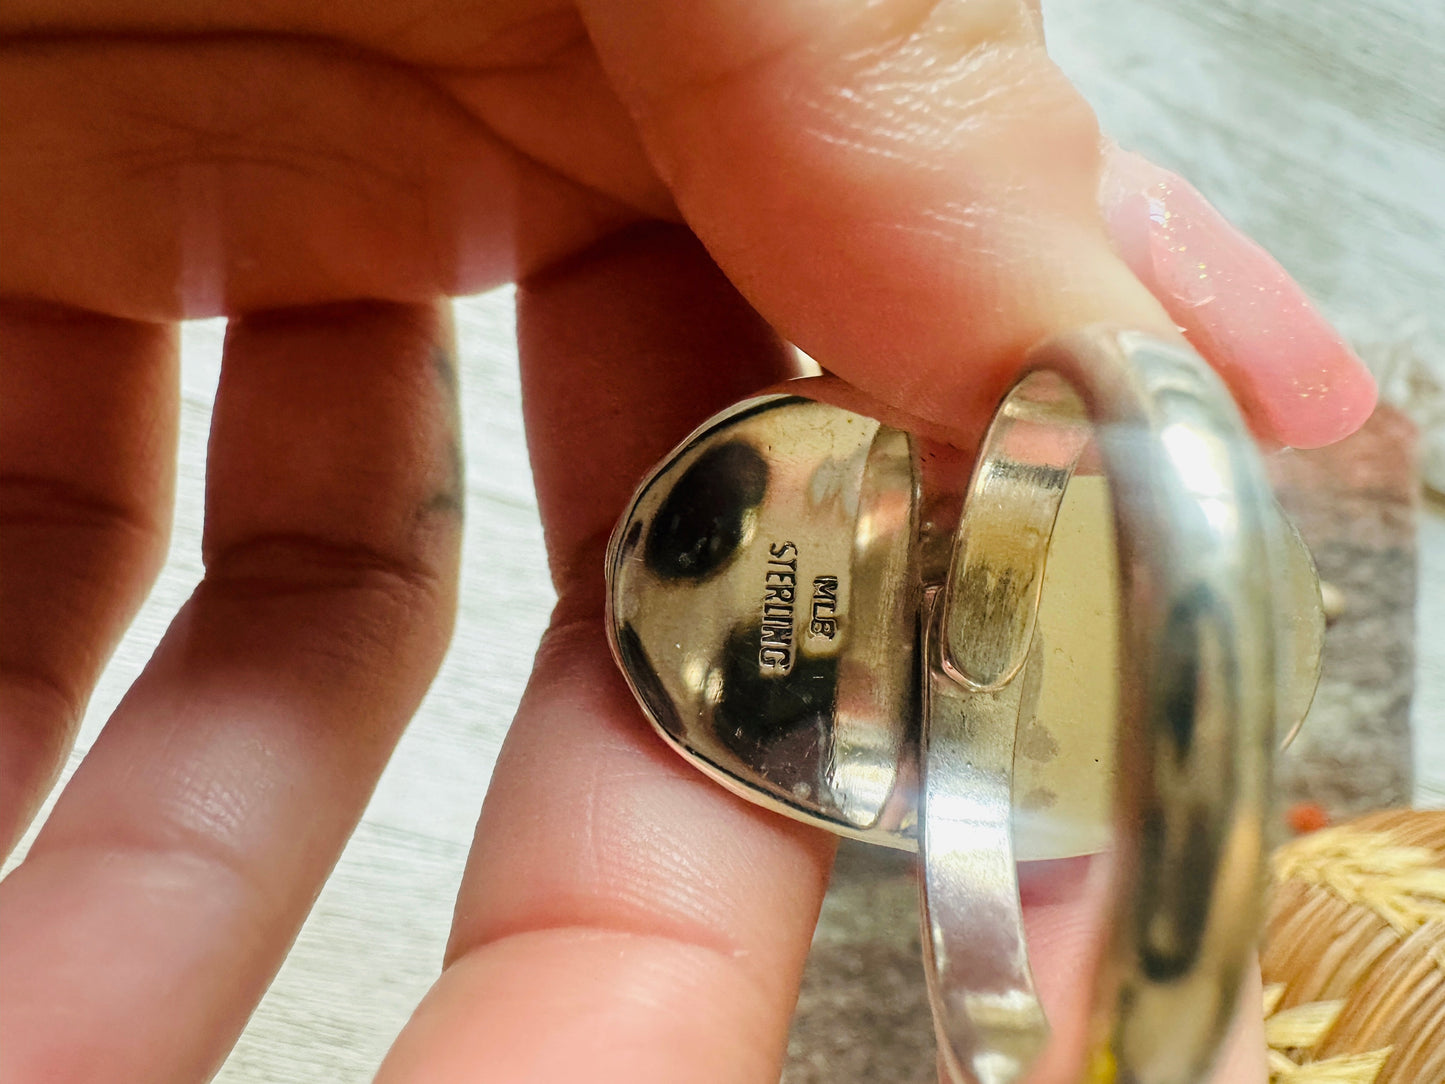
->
[1100,148,1376,449]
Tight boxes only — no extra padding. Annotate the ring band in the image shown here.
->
[923,329,1286,1083]
[604,327,1317,1083]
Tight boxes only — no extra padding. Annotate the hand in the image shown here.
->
[0,2,1374,1081]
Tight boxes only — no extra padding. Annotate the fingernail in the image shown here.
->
[1100,148,1376,449]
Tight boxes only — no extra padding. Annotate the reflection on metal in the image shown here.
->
[923,583,1049,1082]
[608,396,918,834]
[606,328,1324,1084]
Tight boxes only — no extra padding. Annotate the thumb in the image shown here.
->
[578,0,1373,447]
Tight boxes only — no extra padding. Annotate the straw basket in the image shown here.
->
[1263,809,1445,1082]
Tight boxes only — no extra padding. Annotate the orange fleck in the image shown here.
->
[1286,802,1332,835]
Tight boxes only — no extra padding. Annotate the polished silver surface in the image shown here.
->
[921,586,1048,1084]
[922,371,1093,1084]
[1021,330,1280,1084]
[941,372,1092,692]
[605,326,1325,1084]
[606,395,922,842]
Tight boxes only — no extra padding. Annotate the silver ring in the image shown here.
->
[923,329,1314,1083]
[605,327,1321,1083]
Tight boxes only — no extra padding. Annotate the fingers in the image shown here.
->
[577,0,1373,446]
[0,301,461,1082]
[379,225,833,1084]
[1099,148,1375,449]
[0,301,176,855]
[0,37,640,320]
[382,631,836,1084]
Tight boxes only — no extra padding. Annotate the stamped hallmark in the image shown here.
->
[760,541,797,671]
[810,576,839,639]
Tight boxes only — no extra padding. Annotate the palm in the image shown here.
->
[3,1,665,319]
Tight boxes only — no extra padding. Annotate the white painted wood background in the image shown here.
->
[6,0,1443,1079]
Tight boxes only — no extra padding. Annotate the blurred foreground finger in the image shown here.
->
[0,302,175,855]
[0,301,460,1082]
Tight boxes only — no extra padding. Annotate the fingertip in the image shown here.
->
[1248,322,1377,450]
[1101,148,1377,449]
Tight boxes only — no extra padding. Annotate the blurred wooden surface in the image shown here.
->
[5,1,1443,1080]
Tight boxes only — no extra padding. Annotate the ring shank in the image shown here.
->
[921,328,1278,1084]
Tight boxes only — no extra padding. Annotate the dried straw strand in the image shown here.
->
[1273,825,1445,936]
[1265,811,1445,1084]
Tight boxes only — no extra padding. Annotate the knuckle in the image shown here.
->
[197,533,457,680]
[0,473,169,553]
[201,532,446,602]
